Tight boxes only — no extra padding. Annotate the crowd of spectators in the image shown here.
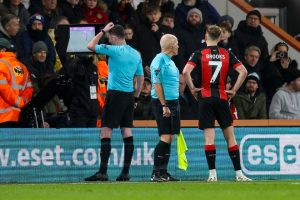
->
[0,0,300,128]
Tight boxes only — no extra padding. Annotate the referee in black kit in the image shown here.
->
[150,34,180,182]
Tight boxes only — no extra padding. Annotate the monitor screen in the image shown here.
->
[56,24,103,55]
[66,26,95,53]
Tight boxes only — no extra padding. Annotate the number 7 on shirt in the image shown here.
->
[209,61,222,83]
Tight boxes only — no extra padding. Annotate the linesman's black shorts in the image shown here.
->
[151,99,180,136]
[101,90,134,128]
[198,97,233,130]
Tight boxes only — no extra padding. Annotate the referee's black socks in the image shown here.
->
[122,136,134,174]
[160,142,171,175]
[153,140,169,173]
[99,138,111,174]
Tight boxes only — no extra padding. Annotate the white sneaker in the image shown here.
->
[207,176,218,182]
[235,174,252,182]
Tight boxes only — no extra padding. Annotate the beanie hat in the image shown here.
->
[285,68,300,83]
[186,8,202,21]
[29,14,45,26]
[32,41,48,54]
[219,15,234,27]
[245,72,260,84]
[246,10,262,21]
[0,38,13,49]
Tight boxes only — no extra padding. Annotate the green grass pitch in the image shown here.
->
[0,181,299,200]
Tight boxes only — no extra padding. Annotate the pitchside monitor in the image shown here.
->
[56,24,104,54]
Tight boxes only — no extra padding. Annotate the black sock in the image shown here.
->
[204,145,216,170]
[99,138,111,174]
[228,145,241,171]
[160,142,171,175]
[122,136,134,174]
[153,140,168,173]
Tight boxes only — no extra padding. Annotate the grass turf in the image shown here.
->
[0,181,299,200]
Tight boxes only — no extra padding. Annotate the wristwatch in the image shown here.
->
[101,29,106,34]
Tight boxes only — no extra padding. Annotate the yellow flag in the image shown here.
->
[177,130,188,170]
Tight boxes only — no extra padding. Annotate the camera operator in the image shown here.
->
[65,54,100,128]
[261,42,298,112]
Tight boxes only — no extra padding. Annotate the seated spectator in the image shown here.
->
[161,12,175,29]
[269,68,300,119]
[160,12,178,37]
[18,14,56,67]
[112,0,139,28]
[29,0,63,29]
[101,0,118,21]
[161,0,176,14]
[124,24,138,50]
[0,0,30,32]
[175,8,205,73]
[134,77,154,120]
[28,41,54,77]
[175,0,220,27]
[218,21,238,56]
[82,0,109,24]
[233,73,267,119]
[218,14,234,27]
[28,41,68,128]
[234,10,269,61]
[261,42,298,111]
[0,14,20,48]
[59,0,85,24]
[48,16,70,73]
[229,45,264,87]
[136,4,163,77]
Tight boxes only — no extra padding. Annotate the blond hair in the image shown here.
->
[206,25,222,41]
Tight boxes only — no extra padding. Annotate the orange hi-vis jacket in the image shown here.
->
[96,61,108,127]
[97,60,108,111]
[0,52,33,123]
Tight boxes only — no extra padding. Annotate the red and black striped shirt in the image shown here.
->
[187,46,242,100]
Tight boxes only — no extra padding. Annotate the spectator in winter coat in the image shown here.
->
[18,14,56,68]
[233,10,268,61]
[234,73,267,119]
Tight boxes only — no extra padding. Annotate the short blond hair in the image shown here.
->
[160,34,178,50]
[206,25,222,41]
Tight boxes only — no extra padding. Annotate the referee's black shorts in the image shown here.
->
[198,97,233,130]
[152,99,180,136]
[101,90,134,128]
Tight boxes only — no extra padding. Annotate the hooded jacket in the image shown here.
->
[269,86,300,119]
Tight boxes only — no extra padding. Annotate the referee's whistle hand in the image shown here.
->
[163,107,171,117]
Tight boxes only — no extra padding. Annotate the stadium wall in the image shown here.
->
[1,124,300,183]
